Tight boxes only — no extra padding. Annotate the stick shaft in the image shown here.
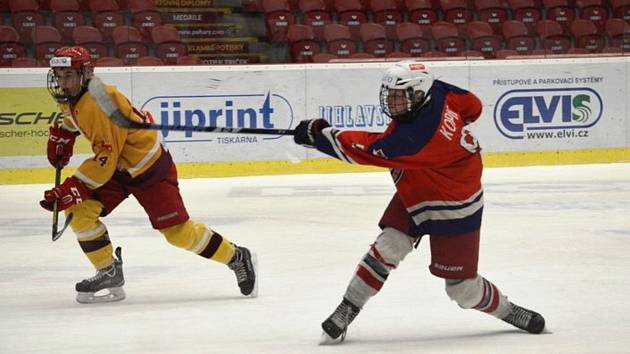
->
[51,162,61,240]
[123,120,295,136]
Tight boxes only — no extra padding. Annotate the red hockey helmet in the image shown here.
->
[47,46,95,103]
[49,46,94,70]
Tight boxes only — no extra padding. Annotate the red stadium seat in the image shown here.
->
[10,0,45,43]
[601,46,623,53]
[495,48,520,58]
[96,56,125,66]
[576,0,609,33]
[466,21,503,58]
[287,24,321,62]
[387,50,412,57]
[543,0,575,34]
[127,0,157,11]
[324,23,357,57]
[610,0,630,23]
[9,0,38,12]
[152,25,188,65]
[359,22,394,57]
[176,55,203,65]
[371,0,404,39]
[423,50,448,57]
[128,0,162,41]
[112,26,148,65]
[405,0,439,30]
[263,0,296,42]
[90,0,124,43]
[72,26,108,60]
[299,0,332,41]
[349,52,376,58]
[136,56,164,66]
[461,49,484,57]
[571,19,604,52]
[474,0,508,34]
[508,0,541,34]
[313,52,338,62]
[502,20,536,54]
[50,0,86,43]
[605,18,630,51]
[0,25,27,67]
[566,47,590,54]
[440,0,472,31]
[396,22,431,56]
[431,21,467,56]
[335,0,369,39]
[536,19,571,54]
[32,26,63,64]
[11,56,37,67]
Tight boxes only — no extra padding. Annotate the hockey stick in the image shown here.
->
[88,77,295,136]
[51,155,74,241]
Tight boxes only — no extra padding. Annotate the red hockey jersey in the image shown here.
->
[314,80,484,236]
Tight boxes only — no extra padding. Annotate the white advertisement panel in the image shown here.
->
[122,66,306,163]
[469,58,627,152]
[1,57,628,171]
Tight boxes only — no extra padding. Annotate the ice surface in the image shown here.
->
[1,163,629,354]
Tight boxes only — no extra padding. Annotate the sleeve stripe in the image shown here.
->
[74,170,103,189]
[321,128,355,164]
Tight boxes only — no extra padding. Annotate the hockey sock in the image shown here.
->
[69,200,114,270]
[344,228,413,308]
[445,275,512,319]
[160,220,236,264]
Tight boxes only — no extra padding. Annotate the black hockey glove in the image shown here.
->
[294,119,330,148]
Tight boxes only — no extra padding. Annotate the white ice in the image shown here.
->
[1,163,630,354]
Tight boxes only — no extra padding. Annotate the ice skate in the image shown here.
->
[502,302,546,334]
[75,247,125,304]
[320,298,361,345]
[228,245,258,297]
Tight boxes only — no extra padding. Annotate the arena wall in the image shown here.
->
[1,57,629,184]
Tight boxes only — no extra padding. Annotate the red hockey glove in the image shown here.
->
[47,124,77,167]
[294,119,330,148]
[40,176,89,212]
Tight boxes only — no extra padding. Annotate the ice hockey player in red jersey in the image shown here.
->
[40,46,257,303]
[293,60,546,344]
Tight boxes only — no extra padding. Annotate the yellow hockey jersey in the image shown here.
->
[59,80,162,189]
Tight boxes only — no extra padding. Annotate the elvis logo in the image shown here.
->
[493,87,603,139]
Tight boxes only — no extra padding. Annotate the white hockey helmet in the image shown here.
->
[379,60,434,122]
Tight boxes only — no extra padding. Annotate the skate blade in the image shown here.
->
[248,253,259,298]
[76,287,126,304]
[319,330,346,345]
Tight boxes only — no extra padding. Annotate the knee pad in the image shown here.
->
[160,220,200,249]
[445,275,483,309]
[372,227,414,268]
[68,199,105,236]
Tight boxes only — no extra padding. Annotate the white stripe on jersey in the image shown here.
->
[321,127,355,164]
[407,189,484,225]
[126,134,161,176]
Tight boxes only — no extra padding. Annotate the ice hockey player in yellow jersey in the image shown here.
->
[40,46,257,303]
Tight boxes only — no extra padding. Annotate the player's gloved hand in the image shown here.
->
[293,119,330,148]
[40,176,89,212]
[47,123,77,167]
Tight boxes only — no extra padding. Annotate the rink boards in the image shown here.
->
[1,57,629,184]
